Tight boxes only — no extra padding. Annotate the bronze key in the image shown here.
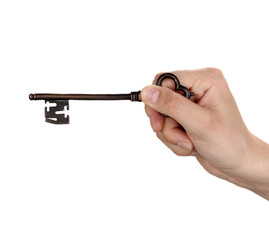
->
[29,73,193,124]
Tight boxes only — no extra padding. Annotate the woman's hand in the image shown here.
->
[141,68,269,200]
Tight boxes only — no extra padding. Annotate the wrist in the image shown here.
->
[242,134,269,200]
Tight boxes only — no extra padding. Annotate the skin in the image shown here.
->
[141,68,269,201]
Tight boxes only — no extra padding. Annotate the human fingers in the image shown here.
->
[161,117,193,149]
[141,84,209,134]
[153,68,227,104]
[145,71,182,133]
[144,105,164,132]
[156,132,193,156]
[146,104,193,149]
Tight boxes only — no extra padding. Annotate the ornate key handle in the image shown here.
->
[155,73,194,119]
[155,73,194,99]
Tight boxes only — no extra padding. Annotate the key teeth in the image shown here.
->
[45,116,70,124]
[45,100,70,124]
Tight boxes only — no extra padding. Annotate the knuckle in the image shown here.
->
[204,68,224,81]
[205,67,222,74]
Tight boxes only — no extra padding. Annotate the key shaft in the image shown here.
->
[29,91,141,102]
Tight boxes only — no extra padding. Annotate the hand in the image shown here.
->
[141,68,269,200]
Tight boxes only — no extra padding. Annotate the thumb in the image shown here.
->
[141,85,208,132]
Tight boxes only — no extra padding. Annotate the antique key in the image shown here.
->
[29,73,194,124]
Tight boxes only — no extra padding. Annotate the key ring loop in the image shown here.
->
[156,73,194,99]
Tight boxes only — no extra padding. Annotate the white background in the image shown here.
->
[0,0,269,239]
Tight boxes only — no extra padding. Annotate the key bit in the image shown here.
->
[45,100,69,124]
[29,73,193,124]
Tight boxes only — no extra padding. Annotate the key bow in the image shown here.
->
[155,73,194,99]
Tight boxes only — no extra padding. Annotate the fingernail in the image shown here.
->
[143,87,160,104]
[177,142,192,151]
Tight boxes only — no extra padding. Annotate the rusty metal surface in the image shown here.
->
[156,73,194,99]
[45,100,69,124]
[29,73,193,124]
